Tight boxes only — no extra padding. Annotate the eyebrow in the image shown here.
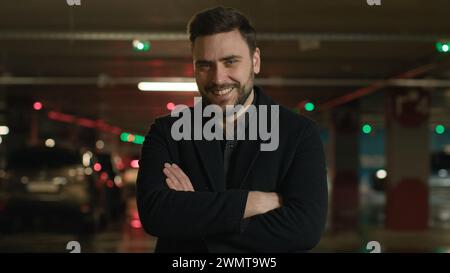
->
[195,55,243,65]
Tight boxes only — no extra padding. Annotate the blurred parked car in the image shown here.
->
[429,152,450,228]
[2,146,109,233]
[95,152,126,221]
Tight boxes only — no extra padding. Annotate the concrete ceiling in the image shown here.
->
[1,0,449,135]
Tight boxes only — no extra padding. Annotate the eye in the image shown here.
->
[225,59,237,65]
[196,63,211,70]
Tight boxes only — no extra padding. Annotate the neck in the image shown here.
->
[222,89,254,136]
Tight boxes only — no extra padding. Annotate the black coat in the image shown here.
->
[136,86,328,252]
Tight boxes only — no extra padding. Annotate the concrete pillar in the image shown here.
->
[385,88,430,230]
[330,101,360,231]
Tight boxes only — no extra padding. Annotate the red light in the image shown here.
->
[77,118,96,128]
[33,102,43,111]
[100,172,108,181]
[107,180,114,188]
[130,159,139,169]
[130,219,142,229]
[93,163,102,172]
[167,102,175,111]
[133,211,139,219]
[116,161,125,170]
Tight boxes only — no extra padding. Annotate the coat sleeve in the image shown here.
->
[206,120,328,252]
[136,118,249,239]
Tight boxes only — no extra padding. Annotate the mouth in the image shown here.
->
[212,87,234,97]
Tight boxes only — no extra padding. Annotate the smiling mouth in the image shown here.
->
[212,87,234,97]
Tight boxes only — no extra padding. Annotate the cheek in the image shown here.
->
[195,72,208,86]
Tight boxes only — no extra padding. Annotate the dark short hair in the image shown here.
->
[187,6,257,54]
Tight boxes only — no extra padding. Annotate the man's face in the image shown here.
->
[192,29,260,110]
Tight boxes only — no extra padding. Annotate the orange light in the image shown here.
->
[127,134,135,142]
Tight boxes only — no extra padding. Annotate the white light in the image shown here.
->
[21,176,29,184]
[0,126,9,135]
[45,138,55,147]
[68,169,76,177]
[376,169,387,179]
[443,44,449,52]
[0,136,2,144]
[53,177,67,185]
[84,167,93,176]
[96,140,105,150]
[438,169,448,178]
[138,82,198,92]
[132,40,141,47]
[82,152,92,167]
[114,176,123,187]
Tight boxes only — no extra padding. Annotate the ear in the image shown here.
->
[252,47,261,74]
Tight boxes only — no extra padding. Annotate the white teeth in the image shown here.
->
[213,87,233,96]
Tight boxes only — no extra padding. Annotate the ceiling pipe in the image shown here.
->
[3,76,450,88]
[1,31,449,42]
[318,62,449,111]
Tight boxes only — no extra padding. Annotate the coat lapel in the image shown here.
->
[229,138,262,189]
[193,138,226,191]
[191,100,226,192]
[193,86,276,191]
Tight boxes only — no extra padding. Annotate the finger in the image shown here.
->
[168,165,190,191]
[172,164,194,191]
[172,164,190,182]
[172,165,194,191]
[163,167,181,186]
[166,178,179,191]
[165,166,191,191]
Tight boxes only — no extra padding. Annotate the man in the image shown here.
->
[136,6,328,252]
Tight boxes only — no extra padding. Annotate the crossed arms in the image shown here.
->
[136,117,328,251]
[163,162,282,219]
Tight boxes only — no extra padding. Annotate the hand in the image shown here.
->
[244,191,282,219]
[163,163,195,192]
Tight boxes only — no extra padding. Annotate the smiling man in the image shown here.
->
[136,6,328,253]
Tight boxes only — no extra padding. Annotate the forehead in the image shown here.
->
[192,29,250,60]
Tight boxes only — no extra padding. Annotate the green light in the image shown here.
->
[362,124,372,134]
[133,40,151,52]
[134,135,145,144]
[435,125,445,135]
[120,132,129,142]
[304,102,315,112]
[120,132,145,145]
[436,42,450,53]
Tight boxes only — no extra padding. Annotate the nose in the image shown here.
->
[210,64,227,86]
